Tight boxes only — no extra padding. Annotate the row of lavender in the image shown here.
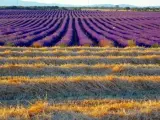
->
[0,10,159,47]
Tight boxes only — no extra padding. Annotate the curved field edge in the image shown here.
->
[0,46,160,50]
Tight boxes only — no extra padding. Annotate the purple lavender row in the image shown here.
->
[103,18,160,43]
[56,19,73,46]
[75,18,92,46]
[97,18,160,45]
[35,17,68,46]
[84,18,127,46]
[0,19,42,35]
[0,18,57,44]
[0,18,51,36]
[0,18,59,45]
[94,18,156,46]
[80,19,113,45]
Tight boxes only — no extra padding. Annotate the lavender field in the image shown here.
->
[0,10,160,47]
[0,8,160,119]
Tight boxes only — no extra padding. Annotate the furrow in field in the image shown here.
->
[0,50,160,57]
[0,76,159,100]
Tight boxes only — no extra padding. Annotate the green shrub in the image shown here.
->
[58,43,68,47]
[127,40,136,47]
[5,42,15,47]
[151,43,160,48]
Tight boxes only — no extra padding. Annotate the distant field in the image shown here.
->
[0,10,160,47]
[82,9,129,11]
[0,46,159,120]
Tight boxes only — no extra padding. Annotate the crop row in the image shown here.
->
[0,99,160,120]
[0,63,159,77]
[0,10,159,47]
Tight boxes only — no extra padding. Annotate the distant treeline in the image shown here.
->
[131,7,160,11]
[82,6,160,12]
[0,6,159,11]
[0,6,69,10]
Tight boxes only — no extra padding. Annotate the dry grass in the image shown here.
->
[0,46,159,119]
[0,75,160,84]
[3,50,12,55]
[0,46,159,52]
[0,63,159,77]
[112,65,125,73]
[1,63,159,68]
[28,101,49,117]
[0,99,160,120]
[0,55,159,66]
[0,75,159,101]
[0,49,159,58]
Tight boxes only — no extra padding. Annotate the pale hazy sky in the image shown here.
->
[22,0,160,6]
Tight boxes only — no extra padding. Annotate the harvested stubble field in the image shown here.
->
[0,46,160,120]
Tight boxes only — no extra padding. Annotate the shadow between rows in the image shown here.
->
[0,80,159,104]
